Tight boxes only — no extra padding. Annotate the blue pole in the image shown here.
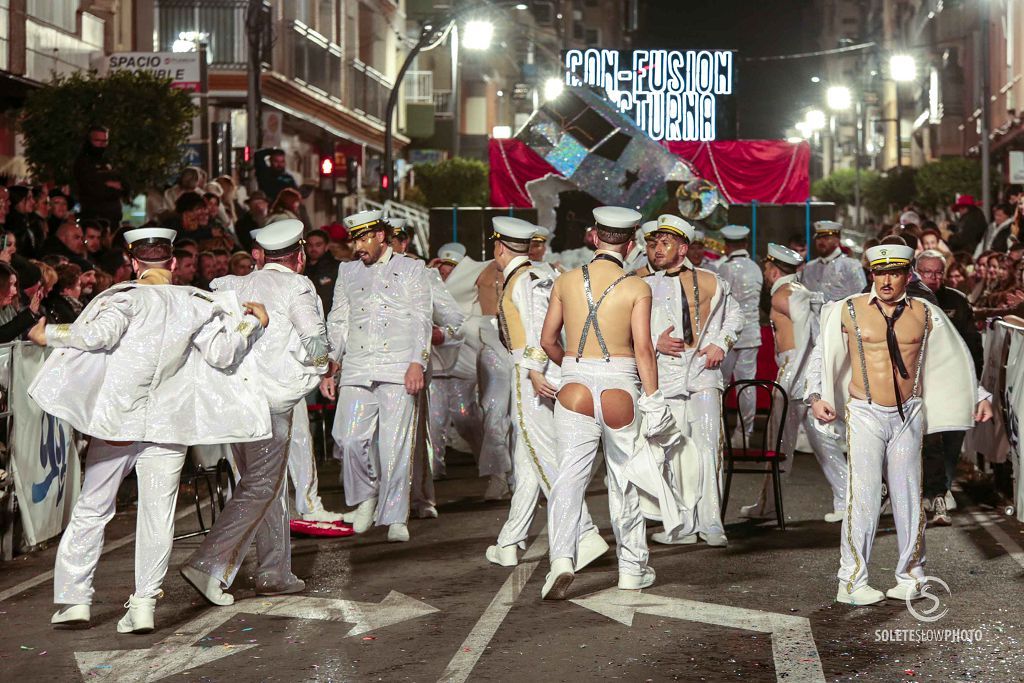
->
[804,199,812,262]
[751,200,758,259]
[451,206,458,242]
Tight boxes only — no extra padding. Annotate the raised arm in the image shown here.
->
[431,272,466,349]
[288,281,331,374]
[43,294,132,351]
[192,307,264,369]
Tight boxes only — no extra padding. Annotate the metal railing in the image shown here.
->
[358,197,430,257]
[279,20,343,100]
[347,59,393,123]
[433,90,454,119]
[405,70,434,104]
[155,0,256,68]
[27,0,75,33]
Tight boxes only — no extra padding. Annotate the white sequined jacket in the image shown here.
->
[212,263,329,413]
[327,247,432,387]
[428,269,466,376]
[29,281,270,444]
[716,250,764,348]
[799,247,867,302]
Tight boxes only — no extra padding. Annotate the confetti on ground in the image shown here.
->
[362,636,376,641]
[20,646,34,651]
[242,627,254,632]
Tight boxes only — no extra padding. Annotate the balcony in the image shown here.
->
[405,70,434,104]
[347,59,393,123]
[434,90,454,119]
[155,0,266,69]
[278,20,342,100]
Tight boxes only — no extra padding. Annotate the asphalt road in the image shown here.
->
[1,448,1022,683]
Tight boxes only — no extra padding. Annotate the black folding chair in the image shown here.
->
[174,456,235,541]
[721,379,789,530]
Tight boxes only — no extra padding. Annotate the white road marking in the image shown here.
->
[965,509,1024,571]
[437,534,548,683]
[571,588,825,683]
[0,502,209,604]
[75,591,438,682]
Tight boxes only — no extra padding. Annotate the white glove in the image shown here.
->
[638,390,681,447]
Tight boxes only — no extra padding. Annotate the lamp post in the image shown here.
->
[889,54,917,169]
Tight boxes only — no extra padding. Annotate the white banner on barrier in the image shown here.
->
[9,344,80,547]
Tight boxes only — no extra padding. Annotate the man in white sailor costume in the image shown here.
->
[647,215,744,548]
[800,220,867,302]
[322,210,432,542]
[806,243,992,605]
[183,219,332,605]
[31,227,270,633]
[485,216,609,568]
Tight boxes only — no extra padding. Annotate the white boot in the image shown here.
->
[541,557,575,600]
[618,566,656,590]
[180,565,234,606]
[485,544,519,567]
[651,530,698,545]
[836,584,885,606]
[387,523,410,542]
[352,497,377,534]
[824,510,845,523]
[300,508,344,523]
[575,530,610,571]
[483,474,510,501]
[51,604,90,625]
[885,583,925,601]
[117,594,157,634]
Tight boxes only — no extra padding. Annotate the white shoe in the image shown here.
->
[836,584,885,606]
[413,505,439,519]
[485,544,519,567]
[944,490,957,511]
[700,532,729,547]
[886,583,925,601]
[352,497,377,534]
[541,558,575,600]
[387,523,410,542]
[180,565,234,606]
[575,530,610,571]
[117,594,156,634]
[922,497,933,512]
[739,502,774,519]
[618,566,656,590]
[930,495,952,527]
[51,604,90,625]
[301,509,344,523]
[255,575,306,596]
[824,511,845,523]
[483,474,510,500]
[651,530,698,545]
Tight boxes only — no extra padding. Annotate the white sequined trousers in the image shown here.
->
[497,357,596,549]
[547,357,648,577]
[477,344,513,477]
[334,382,417,526]
[288,401,326,516]
[839,397,926,593]
[53,441,185,605]
[427,376,483,474]
[721,345,759,435]
[411,387,436,511]
[668,391,724,536]
[187,410,294,589]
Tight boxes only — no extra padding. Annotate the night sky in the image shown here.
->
[635,0,819,140]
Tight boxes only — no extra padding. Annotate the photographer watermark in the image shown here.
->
[874,576,983,643]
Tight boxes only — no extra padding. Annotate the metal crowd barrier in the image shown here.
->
[979,319,1024,522]
[0,341,24,560]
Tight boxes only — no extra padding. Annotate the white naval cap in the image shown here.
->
[654,214,695,242]
[899,211,920,226]
[343,209,385,239]
[531,226,551,242]
[865,244,914,271]
[640,220,659,239]
[765,242,802,267]
[492,216,536,244]
[720,224,750,241]
[593,206,642,231]
[813,220,843,235]
[388,217,409,235]
[693,229,705,243]
[253,218,304,253]
[437,242,466,265]
[124,227,176,245]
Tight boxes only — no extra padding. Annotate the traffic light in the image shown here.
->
[319,154,335,177]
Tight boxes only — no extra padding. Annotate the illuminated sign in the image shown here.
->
[563,49,737,142]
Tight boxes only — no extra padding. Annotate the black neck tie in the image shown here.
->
[873,299,910,420]
[667,267,694,345]
[592,253,624,267]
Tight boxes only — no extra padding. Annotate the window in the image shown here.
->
[27,0,77,33]
[585,28,600,46]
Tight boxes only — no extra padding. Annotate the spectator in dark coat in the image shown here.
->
[45,262,84,324]
[234,190,269,251]
[990,204,1017,253]
[0,262,45,343]
[255,148,299,202]
[304,229,340,311]
[947,195,989,254]
[6,186,46,258]
[72,125,125,230]
[48,190,72,236]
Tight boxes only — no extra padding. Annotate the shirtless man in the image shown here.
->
[475,259,514,499]
[648,215,744,547]
[807,244,992,606]
[486,217,608,568]
[738,244,847,524]
[539,206,667,599]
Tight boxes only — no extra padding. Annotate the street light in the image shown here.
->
[889,54,917,82]
[543,77,564,101]
[826,85,852,111]
[805,109,826,131]
[463,20,494,50]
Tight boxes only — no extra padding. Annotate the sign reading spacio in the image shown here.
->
[563,49,737,142]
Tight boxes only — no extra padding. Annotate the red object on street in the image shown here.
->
[289,519,355,538]
[724,326,779,411]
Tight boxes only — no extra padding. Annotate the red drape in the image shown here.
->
[664,140,810,204]
[488,138,810,207]
[489,138,558,208]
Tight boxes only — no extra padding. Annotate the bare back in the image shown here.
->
[476,261,502,315]
[770,285,796,353]
[555,260,652,359]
